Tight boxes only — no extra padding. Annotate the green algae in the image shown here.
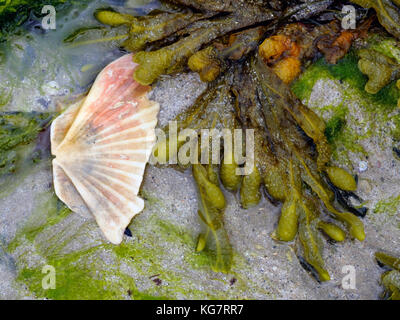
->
[292,51,400,112]
[8,191,172,299]
[140,188,236,276]
[329,121,368,164]
[11,212,186,299]
[8,191,73,252]
[132,198,274,298]
[325,114,346,144]
[0,112,52,175]
[392,116,400,141]
[0,87,12,107]
[9,188,267,299]
[374,194,400,216]
[0,144,44,199]
[323,109,369,164]
[16,246,161,300]
[322,103,348,142]
[138,187,162,206]
[369,36,400,64]
[0,112,54,199]
[126,215,262,298]
[292,49,400,165]
[291,60,332,102]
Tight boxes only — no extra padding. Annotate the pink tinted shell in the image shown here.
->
[51,54,159,244]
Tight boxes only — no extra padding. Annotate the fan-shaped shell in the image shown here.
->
[51,54,159,244]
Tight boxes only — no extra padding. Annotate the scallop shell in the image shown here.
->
[51,54,159,244]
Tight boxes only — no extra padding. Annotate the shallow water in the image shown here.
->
[0,0,149,113]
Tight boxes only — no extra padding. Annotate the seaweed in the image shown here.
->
[0,111,53,177]
[70,0,387,277]
[249,56,365,280]
[153,78,237,270]
[358,48,400,94]
[188,26,267,82]
[325,116,346,144]
[375,252,400,300]
[355,41,400,108]
[193,164,232,273]
[95,8,209,52]
[132,8,277,85]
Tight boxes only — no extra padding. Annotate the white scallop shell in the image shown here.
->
[51,54,159,244]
